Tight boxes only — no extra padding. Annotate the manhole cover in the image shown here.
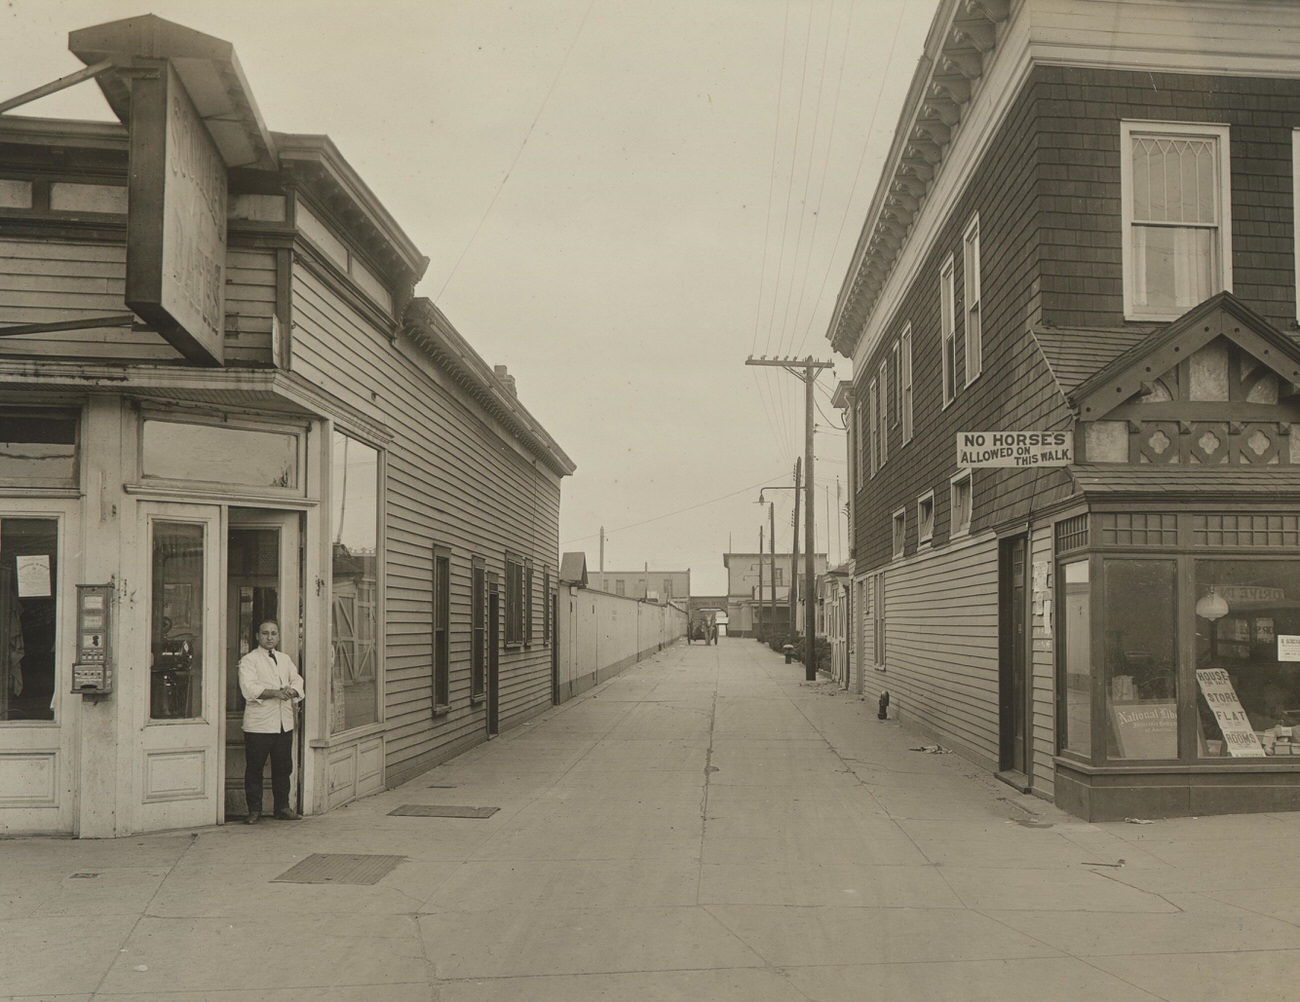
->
[272,853,405,885]
[388,804,499,819]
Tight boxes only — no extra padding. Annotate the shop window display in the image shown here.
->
[1195,560,1300,758]
[1104,559,1178,759]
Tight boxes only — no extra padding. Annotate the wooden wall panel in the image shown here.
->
[290,263,563,786]
[881,537,1001,769]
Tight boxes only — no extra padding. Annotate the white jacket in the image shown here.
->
[238,646,304,733]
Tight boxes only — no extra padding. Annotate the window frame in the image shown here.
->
[505,552,525,647]
[900,325,914,444]
[940,253,957,407]
[891,508,906,560]
[432,545,450,711]
[917,490,935,546]
[471,557,486,698]
[0,408,80,490]
[878,359,889,467]
[950,469,973,538]
[1120,119,1233,321]
[868,377,879,478]
[963,213,982,386]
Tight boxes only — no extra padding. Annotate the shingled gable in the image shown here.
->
[1067,292,1300,422]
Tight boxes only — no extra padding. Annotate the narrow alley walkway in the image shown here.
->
[4,638,1300,1000]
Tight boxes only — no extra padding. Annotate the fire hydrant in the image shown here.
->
[783,643,794,664]
[877,690,890,720]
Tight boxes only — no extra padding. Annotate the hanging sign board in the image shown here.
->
[957,431,1072,468]
[1196,668,1266,757]
[126,61,227,365]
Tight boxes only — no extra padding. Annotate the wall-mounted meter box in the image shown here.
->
[72,584,114,695]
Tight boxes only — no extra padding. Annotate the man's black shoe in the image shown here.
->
[273,808,301,821]
[245,812,260,825]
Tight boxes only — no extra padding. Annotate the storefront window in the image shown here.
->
[0,410,78,487]
[330,432,379,732]
[1104,559,1177,759]
[1,518,58,721]
[150,522,204,720]
[142,419,298,489]
[1195,560,1300,758]
[1060,560,1091,756]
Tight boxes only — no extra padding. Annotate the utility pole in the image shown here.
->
[768,498,776,644]
[790,458,801,640]
[757,525,765,640]
[746,355,833,680]
[599,525,605,572]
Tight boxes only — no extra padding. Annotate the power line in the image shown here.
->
[434,0,597,300]
[561,473,787,546]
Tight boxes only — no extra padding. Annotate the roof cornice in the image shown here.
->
[401,297,575,478]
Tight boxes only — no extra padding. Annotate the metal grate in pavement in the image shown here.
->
[271,853,405,885]
[387,804,499,819]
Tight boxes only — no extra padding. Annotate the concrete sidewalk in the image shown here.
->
[4,638,1300,1000]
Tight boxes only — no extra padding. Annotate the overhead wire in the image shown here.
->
[776,0,839,361]
[433,0,598,301]
[784,0,856,358]
[561,473,790,545]
[796,0,913,348]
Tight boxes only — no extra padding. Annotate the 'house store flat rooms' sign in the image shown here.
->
[957,432,1072,468]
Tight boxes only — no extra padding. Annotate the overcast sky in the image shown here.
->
[2,0,939,595]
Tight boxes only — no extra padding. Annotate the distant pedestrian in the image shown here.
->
[238,620,304,823]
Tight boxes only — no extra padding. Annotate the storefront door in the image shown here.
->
[136,503,222,832]
[226,509,302,819]
[999,535,1029,780]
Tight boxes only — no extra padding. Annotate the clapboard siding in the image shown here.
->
[290,262,561,785]
[0,238,277,364]
[884,536,1000,770]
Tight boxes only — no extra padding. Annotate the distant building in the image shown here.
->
[723,551,828,638]
[587,570,690,603]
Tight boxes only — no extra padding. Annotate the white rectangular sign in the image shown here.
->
[1279,635,1300,662]
[1196,668,1266,757]
[957,431,1072,468]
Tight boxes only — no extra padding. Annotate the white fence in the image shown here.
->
[555,588,687,702]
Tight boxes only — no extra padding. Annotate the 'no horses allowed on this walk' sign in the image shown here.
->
[957,431,1072,469]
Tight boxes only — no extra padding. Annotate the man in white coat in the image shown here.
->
[238,620,304,823]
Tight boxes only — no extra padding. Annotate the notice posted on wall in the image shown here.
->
[15,554,51,597]
[1196,668,1266,757]
[956,431,1072,468]
[1278,635,1300,662]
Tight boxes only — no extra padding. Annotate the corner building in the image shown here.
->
[829,0,1300,819]
[0,17,572,835]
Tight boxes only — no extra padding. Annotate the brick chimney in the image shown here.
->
[493,364,517,396]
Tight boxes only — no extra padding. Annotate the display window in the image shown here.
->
[1194,560,1300,758]
[1057,514,1300,766]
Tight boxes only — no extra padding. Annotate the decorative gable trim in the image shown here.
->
[1071,293,1300,421]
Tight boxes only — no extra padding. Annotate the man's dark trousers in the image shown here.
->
[244,728,293,815]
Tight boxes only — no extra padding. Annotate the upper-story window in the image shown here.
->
[868,377,879,477]
[963,215,982,384]
[900,325,914,444]
[877,360,889,467]
[1121,121,1232,320]
[940,254,957,407]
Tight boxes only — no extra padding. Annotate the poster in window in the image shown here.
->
[16,555,50,597]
